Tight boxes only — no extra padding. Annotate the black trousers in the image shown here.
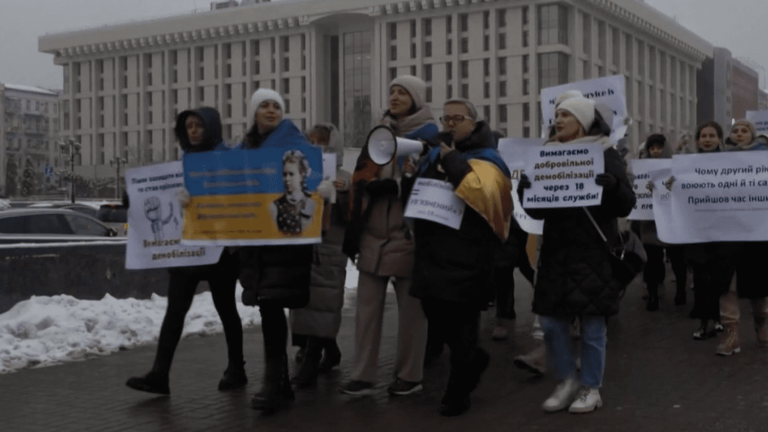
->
[151,262,242,375]
[493,264,516,320]
[643,244,687,291]
[421,299,483,397]
[690,261,730,321]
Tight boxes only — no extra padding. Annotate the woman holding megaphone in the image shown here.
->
[341,75,438,396]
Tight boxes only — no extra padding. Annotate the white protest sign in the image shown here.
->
[627,159,672,220]
[405,178,465,229]
[649,167,678,242]
[125,161,224,269]
[522,143,605,209]
[322,153,337,181]
[746,110,768,135]
[654,152,768,243]
[498,137,545,234]
[541,75,628,142]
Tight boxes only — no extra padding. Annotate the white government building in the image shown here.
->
[39,0,712,178]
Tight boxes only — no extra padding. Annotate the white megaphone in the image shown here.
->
[366,125,426,166]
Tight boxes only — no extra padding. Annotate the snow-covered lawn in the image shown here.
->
[0,262,360,374]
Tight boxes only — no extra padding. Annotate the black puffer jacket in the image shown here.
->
[236,119,314,309]
[407,122,511,309]
[524,136,636,317]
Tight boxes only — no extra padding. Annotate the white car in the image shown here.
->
[0,208,123,244]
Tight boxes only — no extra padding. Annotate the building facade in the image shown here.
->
[697,47,760,131]
[0,84,61,197]
[39,0,712,180]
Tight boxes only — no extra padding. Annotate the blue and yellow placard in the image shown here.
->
[181,145,324,246]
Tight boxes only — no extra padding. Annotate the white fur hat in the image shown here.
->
[248,88,285,122]
[557,96,596,132]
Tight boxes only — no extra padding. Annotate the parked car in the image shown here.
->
[26,202,100,218]
[96,204,128,236]
[0,208,122,244]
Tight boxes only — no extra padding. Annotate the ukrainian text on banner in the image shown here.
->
[498,137,545,235]
[523,143,605,209]
[747,110,768,135]
[627,159,672,220]
[541,75,628,142]
[181,146,324,246]
[652,152,768,243]
[404,178,465,230]
[125,161,224,269]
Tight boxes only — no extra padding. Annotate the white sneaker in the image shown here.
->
[541,378,579,412]
[568,386,603,413]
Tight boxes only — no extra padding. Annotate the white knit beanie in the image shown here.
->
[554,90,584,109]
[390,75,427,110]
[248,88,285,122]
[557,97,596,132]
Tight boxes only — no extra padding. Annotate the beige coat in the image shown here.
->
[356,194,414,278]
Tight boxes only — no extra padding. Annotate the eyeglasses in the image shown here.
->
[440,115,469,125]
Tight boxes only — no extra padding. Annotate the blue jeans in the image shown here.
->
[540,315,607,388]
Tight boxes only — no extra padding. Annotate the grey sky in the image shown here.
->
[0,0,766,90]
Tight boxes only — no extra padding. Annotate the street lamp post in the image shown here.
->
[110,156,127,199]
[59,139,81,204]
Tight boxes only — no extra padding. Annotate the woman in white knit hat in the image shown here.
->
[340,75,438,396]
[517,93,636,414]
[235,88,321,413]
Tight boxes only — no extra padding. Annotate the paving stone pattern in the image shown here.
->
[2,270,768,431]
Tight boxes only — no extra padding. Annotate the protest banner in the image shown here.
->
[498,137,545,235]
[522,143,605,209]
[746,110,768,135]
[125,161,224,269]
[181,145,324,246]
[649,167,678,242]
[541,75,628,142]
[322,153,337,181]
[652,152,768,243]
[627,159,671,220]
[405,178,465,230]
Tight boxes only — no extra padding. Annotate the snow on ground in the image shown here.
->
[0,261,360,375]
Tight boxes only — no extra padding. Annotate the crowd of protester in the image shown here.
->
[122,74,768,418]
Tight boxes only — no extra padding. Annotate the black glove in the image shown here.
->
[365,178,399,197]
[517,174,532,193]
[516,174,531,203]
[595,173,617,191]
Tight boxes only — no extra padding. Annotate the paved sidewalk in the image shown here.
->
[3,270,768,432]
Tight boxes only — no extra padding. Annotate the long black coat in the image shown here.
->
[523,138,636,317]
[407,122,511,309]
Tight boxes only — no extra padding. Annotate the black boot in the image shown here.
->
[218,361,248,391]
[292,337,321,388]
[439,367,471,416]
[251,351,292,413]
[126,370,170,395]
[317,338,341,373]
[646,285,659,311]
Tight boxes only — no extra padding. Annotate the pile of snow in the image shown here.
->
[0,262,361,374]
[0,199,10,210]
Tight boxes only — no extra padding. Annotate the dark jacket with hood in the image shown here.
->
[405,121,513,309]
[521,131,636,317]
[172,107,238,277]
[236,119,314,309]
